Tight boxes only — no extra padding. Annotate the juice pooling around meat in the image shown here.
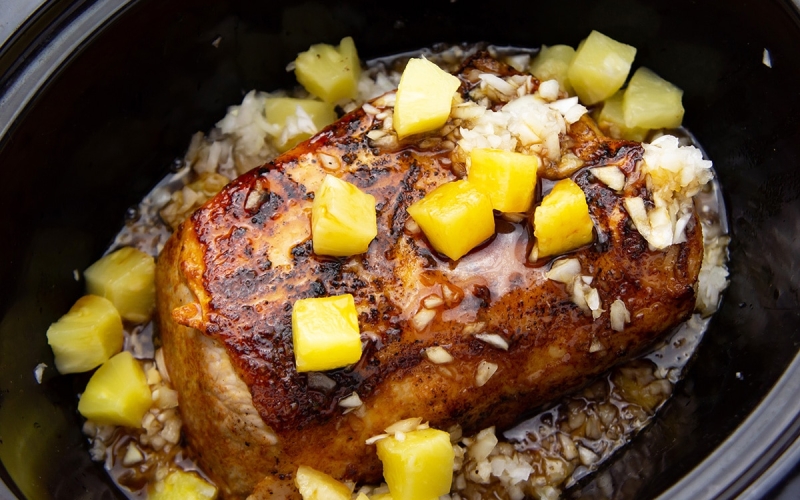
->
[77,43,728,500]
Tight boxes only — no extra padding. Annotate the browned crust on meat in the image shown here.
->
[155,52,703,498]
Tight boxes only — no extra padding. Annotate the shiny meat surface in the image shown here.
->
[155,53,703,499]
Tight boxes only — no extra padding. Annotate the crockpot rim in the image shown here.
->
[2,0,800,498]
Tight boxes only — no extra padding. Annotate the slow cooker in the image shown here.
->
[2,0,800,498]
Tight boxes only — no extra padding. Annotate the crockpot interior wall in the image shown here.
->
[1,0,799,498]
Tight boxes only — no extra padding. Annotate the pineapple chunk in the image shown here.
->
[46,295,123,374]
[149,469,218,500]
[597,91,649,141]
[84,246,155,323]
[295,465,351,500]
[376,428,454,500]
[534,179,594,258]
[292,294,362,372]
[265,98,336,152]
[370,493,394,500]
[567,31,636,105]
[295,36,361,103]
[78,351,152,428]
[311,174,377,257]
[406,180,495,261]
[393,58,461,139]
[530,45,576,94]
[623,67,685,129]
[468,148,539,213]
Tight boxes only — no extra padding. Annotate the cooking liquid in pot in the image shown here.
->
[85,45,730,499]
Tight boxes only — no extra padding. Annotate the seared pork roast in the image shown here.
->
[155,53,704,499]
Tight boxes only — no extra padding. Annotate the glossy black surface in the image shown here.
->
[1,0,799,498]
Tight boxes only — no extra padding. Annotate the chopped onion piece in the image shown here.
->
[425,346,454,364]
[546,258,581,284]
[476,361,498,387]
[610,299,631,332]
[462,321,486,335]
[538,80,560,101]
[624,196,679,249]
[385,417,425,434]
[589,338,605,353]
[34,363,47,384]
[404,217,421,235]
[362,103,380,115]
[673,211,693,244]
[590,166,626,191]
[578,446,599,466]
[548,96,579,114]
[155,348,171,384]
[585,287,603,319]
[423,294,444,309]
[479,73,517,97]
[558,433,578,461]
[475,333,509,351]
[563,103,589,124]
[411,308,436,331]
[366,129,387,140]
[365,433,389,445]
[339,392,363,408]
[468,427,498,462]
[648,206,674,249]
[122,443,144,466]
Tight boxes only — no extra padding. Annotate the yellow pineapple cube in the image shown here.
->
[149,469,218,500]
[370,493,394,500]
[393,58,461,139]
[529,45,576,94]
[406,180,494,261]
[534,179,594,258]
[78,351,152,428]
[468,148,539,213]
[312,174,377,257]
[623,67,685,129]
[46,295,123,374]
[567,31,636,105]
[376,428,454,500]
[84,247,155,323]
[295,465,352,500]
[597,91,649,142]
[295,37,361,103]
[292,294,362,372]
[265,98,336,152]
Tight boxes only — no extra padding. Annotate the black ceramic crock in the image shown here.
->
[2,0,800,498]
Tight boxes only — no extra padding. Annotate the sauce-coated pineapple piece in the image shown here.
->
[292,294,362,372]
[534,179,594,258]
[393,58,461,139]
[468,148,539,213]
[265,97,336,152]
[78,351,152,428]
[406,180,495,261]
[623,67,685,130]
[598,91,649,142]
[46,294,123,374]
[295,465,352,500]
[149,469,218,500]
[84,246,155,323]
[530,44,576,94]
[294,37,360,103]
[568,30,636,105]
[376,428,454,500]
[311,174,377,257]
